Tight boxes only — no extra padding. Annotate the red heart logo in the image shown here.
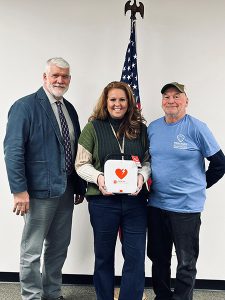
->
[115,168,128,179]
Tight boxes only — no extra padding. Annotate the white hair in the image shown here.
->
[45,57,70,73]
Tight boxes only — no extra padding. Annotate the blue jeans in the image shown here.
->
[20,177,74,300]
[147,206,201,300]
[88,195,147,300]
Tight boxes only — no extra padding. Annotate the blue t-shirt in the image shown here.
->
[147,114,220,213]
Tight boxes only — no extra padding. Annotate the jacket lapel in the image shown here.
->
[37,87,64,145]
[64,99,80,141]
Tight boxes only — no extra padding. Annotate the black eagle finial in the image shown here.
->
[124,0,144,20]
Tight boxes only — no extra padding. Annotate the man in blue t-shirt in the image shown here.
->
[147,82,225,300]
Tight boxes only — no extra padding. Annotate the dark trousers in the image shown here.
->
[88,195,147,300]
[147,206,201,300]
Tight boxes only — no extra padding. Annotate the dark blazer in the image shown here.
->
[4,87,86,198]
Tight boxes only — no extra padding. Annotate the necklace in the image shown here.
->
[109,122,125,154]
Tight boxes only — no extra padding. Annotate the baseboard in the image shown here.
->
[0,272,224,291]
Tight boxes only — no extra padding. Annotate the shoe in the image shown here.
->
[114,288,147,300]
[41,296,65,300]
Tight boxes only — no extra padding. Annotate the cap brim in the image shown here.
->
[161,83,184,94]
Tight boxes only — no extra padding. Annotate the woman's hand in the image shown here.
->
[97,174,114,196]
[131,174,144,196]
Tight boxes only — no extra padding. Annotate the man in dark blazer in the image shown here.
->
[4,57,86,300]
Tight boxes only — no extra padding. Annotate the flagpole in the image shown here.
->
[121,1,144,109]
[125,0,144,58]
[125,0,144,56]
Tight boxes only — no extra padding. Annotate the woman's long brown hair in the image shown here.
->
[89,81,146,139]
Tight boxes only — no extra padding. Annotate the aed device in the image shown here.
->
[104,154,138,194]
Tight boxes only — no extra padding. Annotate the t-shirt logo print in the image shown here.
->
[115,169,128,179]
[177,134,185,143]
[173,134,187,150]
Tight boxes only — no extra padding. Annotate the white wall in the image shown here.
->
[0,0,225,280]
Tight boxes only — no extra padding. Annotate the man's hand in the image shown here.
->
[13,191,30,216]
[74,194,85,205]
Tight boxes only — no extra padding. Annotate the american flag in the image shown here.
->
[121,20,141,109]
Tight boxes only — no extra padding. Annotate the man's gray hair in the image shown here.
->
[45,57,70,73]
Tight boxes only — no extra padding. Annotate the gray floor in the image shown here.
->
[0,283,225,300]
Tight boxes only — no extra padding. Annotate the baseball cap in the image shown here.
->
[161,82,185,94]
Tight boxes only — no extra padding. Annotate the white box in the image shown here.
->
[104,159,138,194]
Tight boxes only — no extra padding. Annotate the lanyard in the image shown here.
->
[109,123,125,154]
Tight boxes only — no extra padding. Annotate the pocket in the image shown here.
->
[26,161,49,190]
